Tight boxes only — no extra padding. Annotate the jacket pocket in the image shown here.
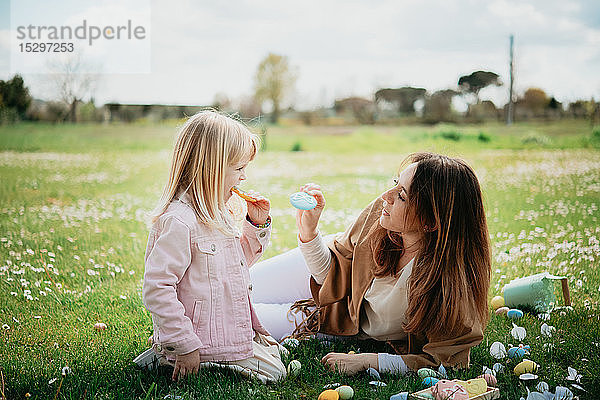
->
[191,299,210,347]
[196,238,230,256]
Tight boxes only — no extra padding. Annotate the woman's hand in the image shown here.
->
[172,349,200,381]
[295,183,326,242]
[321,352,378,375]
[246,191,271,225]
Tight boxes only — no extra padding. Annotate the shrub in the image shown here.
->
[439,130,462,141]
[0,107,20,125]
[592,127,600,141]
[290,141,303,151]
[478,131,491,142]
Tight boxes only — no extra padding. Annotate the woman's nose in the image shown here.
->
[381,188,393,203]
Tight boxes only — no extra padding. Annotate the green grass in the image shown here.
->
[1,120,599,399]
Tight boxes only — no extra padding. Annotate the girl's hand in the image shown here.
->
[172,349,200,381]
[246,191,270,225]
[295,183,325,242]
[321,352,378,375]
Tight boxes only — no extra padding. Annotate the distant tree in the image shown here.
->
[374,87,427,115]
[254,53,297,123]
[520,88,549,112]
[422,89,459,123]
[458,71,502,104]
[334,96,376,124]
[548,97,561,110]
[212,92,231,111]
[48,56,98,123]
[0,74,32,119]
[237,95,262,119]
[467,100,500,122]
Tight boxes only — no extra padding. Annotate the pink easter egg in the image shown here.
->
[478,373,497,387]
[495,306,510,315]
[432,380,469,400]
[94,322,107,331]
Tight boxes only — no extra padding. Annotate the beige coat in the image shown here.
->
[309,197,485,370]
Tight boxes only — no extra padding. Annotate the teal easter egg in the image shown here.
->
[507,309,524,319]
[508,346,526,359]
[418,368,439,378]
[335,385,354,399]
[289,192,317,210]
[422,377,439,387]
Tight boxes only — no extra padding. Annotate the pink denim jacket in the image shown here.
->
[142,192,270,362]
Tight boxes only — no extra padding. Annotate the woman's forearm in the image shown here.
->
[298,231,332,285]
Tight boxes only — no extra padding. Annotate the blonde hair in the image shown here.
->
[152,110,261,236]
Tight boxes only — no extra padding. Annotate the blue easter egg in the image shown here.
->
[390,392,409,400]
[422,377,439,387]
[507,309,524,319]
[289,192,318,210]
[508,347,526,359]
[366,367,381,380]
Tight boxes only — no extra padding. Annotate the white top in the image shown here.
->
[360,258,413,340]
[298,232,413,340]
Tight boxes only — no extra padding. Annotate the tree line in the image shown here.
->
[1,53,599,125]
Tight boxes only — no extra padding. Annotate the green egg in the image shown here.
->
[336,385,354,399]
[417,368,438,378]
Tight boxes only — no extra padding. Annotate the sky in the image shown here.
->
[1,0,599,109]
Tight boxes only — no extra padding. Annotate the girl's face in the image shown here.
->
[380,162,419,233]
[224,158,250,202]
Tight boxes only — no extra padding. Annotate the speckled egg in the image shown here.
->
[478,373,497,387]
[335,385,354,399]
[514,359,538,375]
[318,389,340,400]
[287,360,301,377]
[491,296,505,310]
[507,309,524,319]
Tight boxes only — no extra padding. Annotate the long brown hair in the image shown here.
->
[371,152,491,338]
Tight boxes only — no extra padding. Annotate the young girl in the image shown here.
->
[135,111,287,383]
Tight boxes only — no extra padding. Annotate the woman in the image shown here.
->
[250,152,491,374]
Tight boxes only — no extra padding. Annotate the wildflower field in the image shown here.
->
[1,120,599,399]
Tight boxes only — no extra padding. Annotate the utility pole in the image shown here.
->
[507,34,514,125]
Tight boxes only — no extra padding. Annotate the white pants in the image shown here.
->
[250,245,318,341]
[200,332,288,383]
